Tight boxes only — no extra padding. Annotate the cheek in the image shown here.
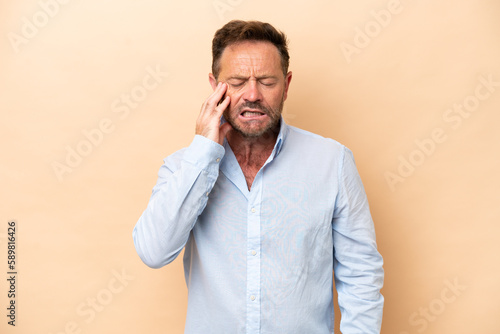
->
[266,90,284,104]
[228,91,243,106]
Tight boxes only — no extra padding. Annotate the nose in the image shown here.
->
[242,79,262,103]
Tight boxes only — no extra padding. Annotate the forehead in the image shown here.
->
[218,41,282,77]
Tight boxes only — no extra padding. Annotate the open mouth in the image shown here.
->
[240,109,266,118]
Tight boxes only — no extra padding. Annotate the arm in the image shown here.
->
[133,136,225,268]
[332,147,384,333]
[133,82,232,268]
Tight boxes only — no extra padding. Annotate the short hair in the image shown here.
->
[212,20,290,79]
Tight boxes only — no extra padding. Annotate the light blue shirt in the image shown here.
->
[133,119,384,334]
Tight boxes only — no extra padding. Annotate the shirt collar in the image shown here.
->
[219,117,289,194]
[272,116,288,159]
[220,116,289,160]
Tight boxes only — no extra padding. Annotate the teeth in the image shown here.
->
[242,111,262,117]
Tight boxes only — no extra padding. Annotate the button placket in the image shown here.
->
[246,174,262,333]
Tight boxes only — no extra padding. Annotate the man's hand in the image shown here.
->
[196,82,232,146]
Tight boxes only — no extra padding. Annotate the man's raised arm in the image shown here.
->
[133,82,232,268]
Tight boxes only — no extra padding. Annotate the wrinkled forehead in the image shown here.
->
[218,41,282,77]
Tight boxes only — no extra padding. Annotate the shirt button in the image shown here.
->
[250,295,256,301]
[216,158,221,162]
[251,208,256,213]
[206,192,210,196]
[251,250,257,256]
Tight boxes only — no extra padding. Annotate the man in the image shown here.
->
[133,20,384,333]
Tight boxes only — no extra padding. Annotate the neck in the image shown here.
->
[227,124,280,191]
[227,125,280,165]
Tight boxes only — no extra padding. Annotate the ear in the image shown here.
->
[283,71,292,101]
[209,73,218,91]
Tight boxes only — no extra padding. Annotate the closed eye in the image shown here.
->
[230,82,244,88]
[260,81,276,87]
[227,78,246,88]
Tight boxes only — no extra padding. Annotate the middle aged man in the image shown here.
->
[133,20,384,333]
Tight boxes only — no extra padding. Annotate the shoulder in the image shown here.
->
[284,124,347,157]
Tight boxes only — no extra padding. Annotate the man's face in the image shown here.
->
[212,41,292,138]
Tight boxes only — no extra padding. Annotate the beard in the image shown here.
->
[223,94,284,139]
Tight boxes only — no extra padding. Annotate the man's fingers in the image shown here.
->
[215,94,230,116]
[195,81,230,143]
[207,82,228,108]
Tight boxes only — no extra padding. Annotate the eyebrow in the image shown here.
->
[227,75,279,80]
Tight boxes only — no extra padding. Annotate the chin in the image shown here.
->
[231,119,280,139]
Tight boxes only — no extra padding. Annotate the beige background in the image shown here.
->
[1,0,499,333]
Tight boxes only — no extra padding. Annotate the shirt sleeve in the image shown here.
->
[332,146,384,334]
[132,135,225,268]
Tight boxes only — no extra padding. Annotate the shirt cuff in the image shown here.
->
[182,135,225,171]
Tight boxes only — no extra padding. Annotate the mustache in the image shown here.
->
[237,101,270,114]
